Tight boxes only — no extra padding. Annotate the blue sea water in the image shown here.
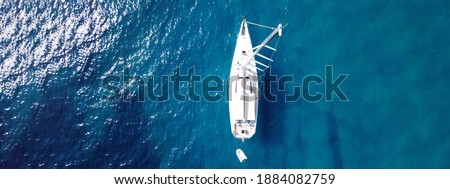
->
[1,0,450,168]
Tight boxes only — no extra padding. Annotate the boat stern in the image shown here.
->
[232,120,256,139]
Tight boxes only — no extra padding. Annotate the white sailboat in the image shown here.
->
[228,19,282,142]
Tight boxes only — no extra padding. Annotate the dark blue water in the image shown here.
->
[1,0,450,168]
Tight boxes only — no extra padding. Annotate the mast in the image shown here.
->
[250,23,282,59]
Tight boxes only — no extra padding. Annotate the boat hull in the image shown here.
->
[228,20,258,140]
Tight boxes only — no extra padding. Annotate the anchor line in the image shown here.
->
[246,21,277,30]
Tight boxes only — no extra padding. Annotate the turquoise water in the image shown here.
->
[1,0,450,168]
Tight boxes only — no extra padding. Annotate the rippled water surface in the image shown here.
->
[1,0,450,168]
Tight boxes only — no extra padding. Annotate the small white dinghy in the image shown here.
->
[236,149,247,163]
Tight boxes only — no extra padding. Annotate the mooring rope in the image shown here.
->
[246,21,277,30]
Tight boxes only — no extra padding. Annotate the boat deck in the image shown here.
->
[229,20,258,139]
